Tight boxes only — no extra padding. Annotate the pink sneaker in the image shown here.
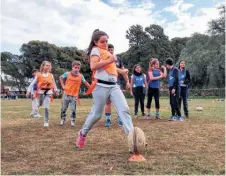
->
[76,130,86,148]
[146,115,151,120]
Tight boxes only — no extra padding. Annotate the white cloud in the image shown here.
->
[163,0,222,39]
[1,0,157,54]
[109,0,126,5]
[1,0,224,55]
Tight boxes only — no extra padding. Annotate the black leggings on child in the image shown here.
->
[169,87,181,116]
[133,86,145,115]
[146,87,160,109]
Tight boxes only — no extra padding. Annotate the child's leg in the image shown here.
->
[61,94,70,121]
[174,90,181,117]
[133,88,139,115]
[169,90,175,116]
[110,86,134,135]
[182,87,189,117]
[146,87,153,116]
[31,97,38,116]
[43,95,50,123]
[140,88,145,115]
[104,99,112,127]
[178,87,182,112]
[81,85,109,136]
[38,94,44,107]
[154,89,160,118]
[69,96,76,123]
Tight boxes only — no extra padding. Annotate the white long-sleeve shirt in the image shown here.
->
[27,73,58,95]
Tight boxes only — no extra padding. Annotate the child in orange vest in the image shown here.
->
[76,29,134,148]
[59,60,90,126]
[26,61,59,127]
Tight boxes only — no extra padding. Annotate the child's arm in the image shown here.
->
[184,70,191,86]
[81,75,90,88]
[84,81,91,88]
[59,72,68,90]
[161,65,167,78]
[52,75,59,96]
[90,55,117,71]
[26,77,37,97]
[148,70,162,81]
[119,68,130,89]
[130,76,134,96]
[144,75,148,89]
[171,69,179,94]
[59,76,65,90]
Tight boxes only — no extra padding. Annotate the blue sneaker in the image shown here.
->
[105,119,111,127]
[168,116,177,121]
[177,116,184,121]
[118,118,123,127]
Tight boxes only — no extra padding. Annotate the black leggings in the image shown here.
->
[146,87,160,109]
[179,87,189,116]
[169,88,181,116]
[133,86,145,115]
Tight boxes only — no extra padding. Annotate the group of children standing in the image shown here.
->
[26,29,191,148]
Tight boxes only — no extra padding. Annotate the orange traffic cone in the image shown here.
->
[128,154,146,162]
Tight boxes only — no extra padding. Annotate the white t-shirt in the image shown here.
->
[90,48,117,87]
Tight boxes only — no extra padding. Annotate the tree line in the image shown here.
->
[1,6,225,91]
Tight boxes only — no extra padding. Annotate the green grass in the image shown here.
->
[1,98,225,175]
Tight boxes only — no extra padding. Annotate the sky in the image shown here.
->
[1,0,225,55]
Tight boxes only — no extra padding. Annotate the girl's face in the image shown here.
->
[43,63,51,72]
[180,61,185,69]
[94,35,108,50]
[135,66,141,73]
[153,61,159,69]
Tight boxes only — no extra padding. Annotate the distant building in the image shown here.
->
[1,73,28,94]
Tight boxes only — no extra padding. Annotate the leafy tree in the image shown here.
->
[208,5,225,36]
[170,37,190,63]
[1,52,28,91]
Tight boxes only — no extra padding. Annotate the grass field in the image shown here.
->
[1,98,225,175]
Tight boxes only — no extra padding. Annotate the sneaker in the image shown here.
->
[168,116,177,121]
[105,119,111,127]
[177,116,184,121]
[30,112,34,116]
[156,116,161,120]
[118,119,123,127]
[60,119,65,126]
[76,130,86,148]
[185,115,189,119]
[44,122,49,127]
[37,114,42,118]
[146,115,151,120]
[33,114,41,118]
[134,114,138,119]
[71,121,75,127]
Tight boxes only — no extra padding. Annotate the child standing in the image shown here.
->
[26,61,59,127]
[76,29,134,148]
[146,58,167,119]
[30,69,41,118]
[104,44,130,127]
[178,60,191,118]
[165,58,183,121]
[130,64,147,118]
[59,60,90,126]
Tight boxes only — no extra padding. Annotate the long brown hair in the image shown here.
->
[87,29,109,56]
[178,59,185,70]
